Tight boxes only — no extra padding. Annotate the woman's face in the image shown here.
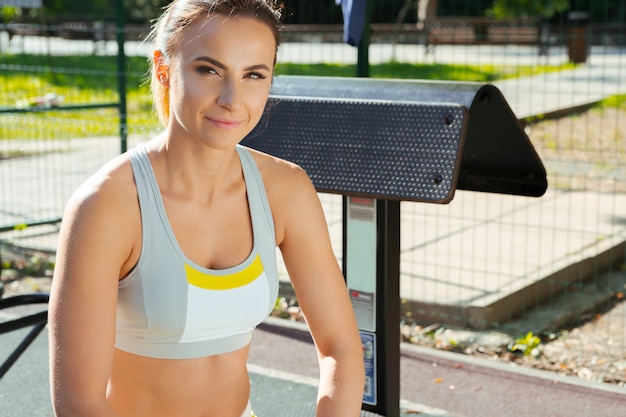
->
[163,15,276,150]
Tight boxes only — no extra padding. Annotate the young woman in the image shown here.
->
[48,1,365,416]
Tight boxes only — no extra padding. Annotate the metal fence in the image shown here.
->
[0,1,625,386]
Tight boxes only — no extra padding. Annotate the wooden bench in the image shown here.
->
[426,17,543,46]
[280,23,428,45]
[280,19,545,52]
[55,21,121,41]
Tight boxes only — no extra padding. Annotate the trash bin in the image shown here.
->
[567,11,589,64]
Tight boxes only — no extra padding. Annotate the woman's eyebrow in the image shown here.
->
[193,56,270,72]
[194,56,226,69]
[245,63,271,72]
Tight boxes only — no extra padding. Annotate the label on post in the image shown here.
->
[346,196,377,332]
[360,331,377,405]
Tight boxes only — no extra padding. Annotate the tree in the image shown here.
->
[124,0,166,24]
[42,0,114,20]
[487,0,570,19]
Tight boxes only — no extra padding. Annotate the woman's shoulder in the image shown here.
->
[243,146,321,242]
[243,146,311,189]
[66,152,137,216]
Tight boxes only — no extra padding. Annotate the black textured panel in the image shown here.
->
[267,76,547,198]
[242,97,467,203]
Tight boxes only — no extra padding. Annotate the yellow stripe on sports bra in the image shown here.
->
[184,254,264,290]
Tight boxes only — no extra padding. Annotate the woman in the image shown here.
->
[48,1,365,416]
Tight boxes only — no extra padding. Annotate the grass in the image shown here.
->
[597,94,626,109]
[0,54,156,140]
[0,53,576,141]
[276,61,575,82]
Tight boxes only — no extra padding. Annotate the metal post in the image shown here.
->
[371,199,401,416]
[344,197,401,417]
[115,0,128,153]
[356,0,373,77]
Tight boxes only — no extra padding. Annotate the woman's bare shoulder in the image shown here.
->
[244,146,311,189]
[55,151,141,281]
[65,152,137,217]
[243,146,322,243]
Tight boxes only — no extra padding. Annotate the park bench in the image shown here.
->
[1,21,149,54]
[2,22,46,38]
[425,17,545,50]
[281,23,427,45]
[280,19,546,55]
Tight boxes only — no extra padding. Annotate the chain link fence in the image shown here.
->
[1,0,625,386]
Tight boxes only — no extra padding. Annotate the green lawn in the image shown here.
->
[275,61,571,81]
[597,94,626,109]
[0,53,575,141]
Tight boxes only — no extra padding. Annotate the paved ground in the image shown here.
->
[1,317,625,417]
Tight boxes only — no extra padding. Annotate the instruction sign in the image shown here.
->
[346,197,377,332]
[361,331,377,405]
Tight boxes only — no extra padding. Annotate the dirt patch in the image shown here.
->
[398,292,626,386]
[0,244,54,298]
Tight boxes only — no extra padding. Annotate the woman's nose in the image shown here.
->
[216,78,241,111]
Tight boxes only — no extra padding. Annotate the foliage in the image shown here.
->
[3,0,625,25]
[509,331,541,356]
[581,0,626,23]
[437,0,495,18]
[1,6,20,23]
[123,0,166,24]
[487,0,570,19]
[43,0,116,20]
[282,0,343,24]
[598,94,626,109]
[0,0,165,24]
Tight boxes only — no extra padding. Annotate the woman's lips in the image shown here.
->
[207,117,242,130]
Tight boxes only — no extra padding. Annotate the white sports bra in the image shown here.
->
[115,143,279,359]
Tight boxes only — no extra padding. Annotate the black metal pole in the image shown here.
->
[115,0,128,153]
[366,199,401,416]
[356,0,373,77]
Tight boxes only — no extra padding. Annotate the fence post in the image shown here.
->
[115,0,128,153]
[356,0,373,77]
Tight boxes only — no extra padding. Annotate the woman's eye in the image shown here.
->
[197,66,217,74]
[248,72,267,80]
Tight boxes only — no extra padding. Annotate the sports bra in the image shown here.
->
[115,143,279,359]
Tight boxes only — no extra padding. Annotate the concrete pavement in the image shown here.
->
[2,317,624,417]
[248,318,626,417]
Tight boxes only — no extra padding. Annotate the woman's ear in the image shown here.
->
[153,49,170,85]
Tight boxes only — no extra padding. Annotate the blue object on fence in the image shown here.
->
[336,0,367,46]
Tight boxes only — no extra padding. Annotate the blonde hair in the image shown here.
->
[148,0,284,126]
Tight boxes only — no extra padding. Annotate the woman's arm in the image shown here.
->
[49,161,137,417]
[272,162,365,417]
